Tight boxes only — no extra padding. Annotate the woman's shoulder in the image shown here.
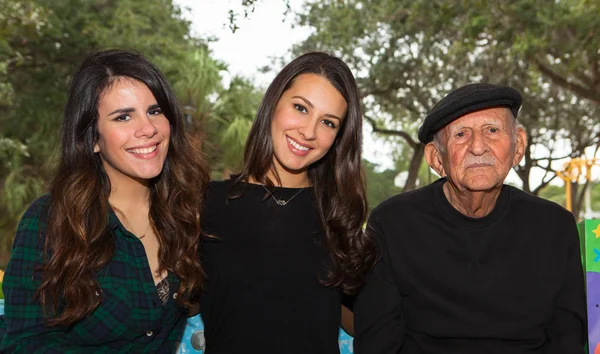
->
[208,179,233,190]
[13,194,51,250]
[203,179,235,208]
[20,194,51,226]
[206,179,234,199]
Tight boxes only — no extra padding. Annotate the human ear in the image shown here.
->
[512,128,527,167]
[424,142,445,177]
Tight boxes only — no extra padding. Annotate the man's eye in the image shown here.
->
[489,127,498,133]
[456,131,465,137]
[293,104,308,114]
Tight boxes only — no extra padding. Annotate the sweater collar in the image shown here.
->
[432,177,511,229]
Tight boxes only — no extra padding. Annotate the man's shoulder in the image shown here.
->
[371,182,436,219]
[507,185,574,221]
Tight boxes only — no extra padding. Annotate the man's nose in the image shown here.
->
[469,131,488,155]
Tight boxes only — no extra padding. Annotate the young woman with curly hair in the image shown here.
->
[0,49,209,352]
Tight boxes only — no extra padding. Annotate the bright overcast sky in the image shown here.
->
[174,0,311,86]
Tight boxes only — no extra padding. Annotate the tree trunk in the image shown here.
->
[518,140,533,193]
[572,180,591,221]
[402,143,425,192]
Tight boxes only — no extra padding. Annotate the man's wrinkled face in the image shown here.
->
[428,107,526,193]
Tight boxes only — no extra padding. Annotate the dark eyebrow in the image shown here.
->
[292,95,314,108]
[107,107,135,117]
[107,104,160,117]
[291,95,342,121]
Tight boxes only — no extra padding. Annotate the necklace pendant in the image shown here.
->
[263,185,304,206]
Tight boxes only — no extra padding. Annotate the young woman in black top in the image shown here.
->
[199,52,377,353]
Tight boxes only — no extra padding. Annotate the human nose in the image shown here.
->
[469,131,488,155]
[298,116,318,140]
[135,115,158,138]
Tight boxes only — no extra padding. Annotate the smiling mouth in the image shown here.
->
[287,136,311,152]
[127,144,158,154]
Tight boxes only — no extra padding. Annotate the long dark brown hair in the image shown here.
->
[38,49,209,326]
[232,52,377,294]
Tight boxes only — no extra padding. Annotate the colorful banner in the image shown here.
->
[579,219,600,354]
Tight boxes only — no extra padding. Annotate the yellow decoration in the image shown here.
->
[594,225,600,239]
[556,157,600,212]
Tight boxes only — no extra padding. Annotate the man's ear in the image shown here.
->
[425,142,445,177]
[512,127,527,167]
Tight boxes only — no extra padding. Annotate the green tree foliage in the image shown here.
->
[292,0,599,219]
[538,184,566,207]
[205,76,263,178]
[455,0,600,105]
[363,159,401,213]
[169,50,261,179]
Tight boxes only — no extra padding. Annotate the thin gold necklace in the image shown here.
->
[262,185,305,206]
[137,221,151,240]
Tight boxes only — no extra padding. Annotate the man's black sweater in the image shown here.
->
[354,178,587,354]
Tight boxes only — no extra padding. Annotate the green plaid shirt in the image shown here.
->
[0,195,187,353]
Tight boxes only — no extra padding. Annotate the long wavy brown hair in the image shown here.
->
[232,52,377,294]
[38,49,209,326]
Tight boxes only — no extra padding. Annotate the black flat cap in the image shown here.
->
[418,83,522,144]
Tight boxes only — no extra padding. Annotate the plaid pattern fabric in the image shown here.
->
[0,195,187,353]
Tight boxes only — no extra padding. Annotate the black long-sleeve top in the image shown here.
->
[199,180,341,354]
[354,178,587,354]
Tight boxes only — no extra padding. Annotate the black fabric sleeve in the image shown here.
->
[341,294,356,311]
[353,214,404,353]
[545,218,587,353]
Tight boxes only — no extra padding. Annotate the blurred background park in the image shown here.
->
[0,0,599,266]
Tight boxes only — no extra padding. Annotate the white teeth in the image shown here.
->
[128,145,157,154]
[287,137,310,151]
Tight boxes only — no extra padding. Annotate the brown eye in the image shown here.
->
[293,104,308,114]
[321,119,336,129]
[114,114,131,122]
[148,108,163,116]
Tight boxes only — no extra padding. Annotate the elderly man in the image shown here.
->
[354,83,587,354]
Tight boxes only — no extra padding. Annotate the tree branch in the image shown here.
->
[531,153,572,163]
[532,174,557,195]
[532,56,600,104]
[364,115,417,148]
[592,57,600,87]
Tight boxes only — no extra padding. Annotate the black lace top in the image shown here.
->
[156,277,170,305]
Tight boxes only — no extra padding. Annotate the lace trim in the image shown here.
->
[156,277,170,305]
